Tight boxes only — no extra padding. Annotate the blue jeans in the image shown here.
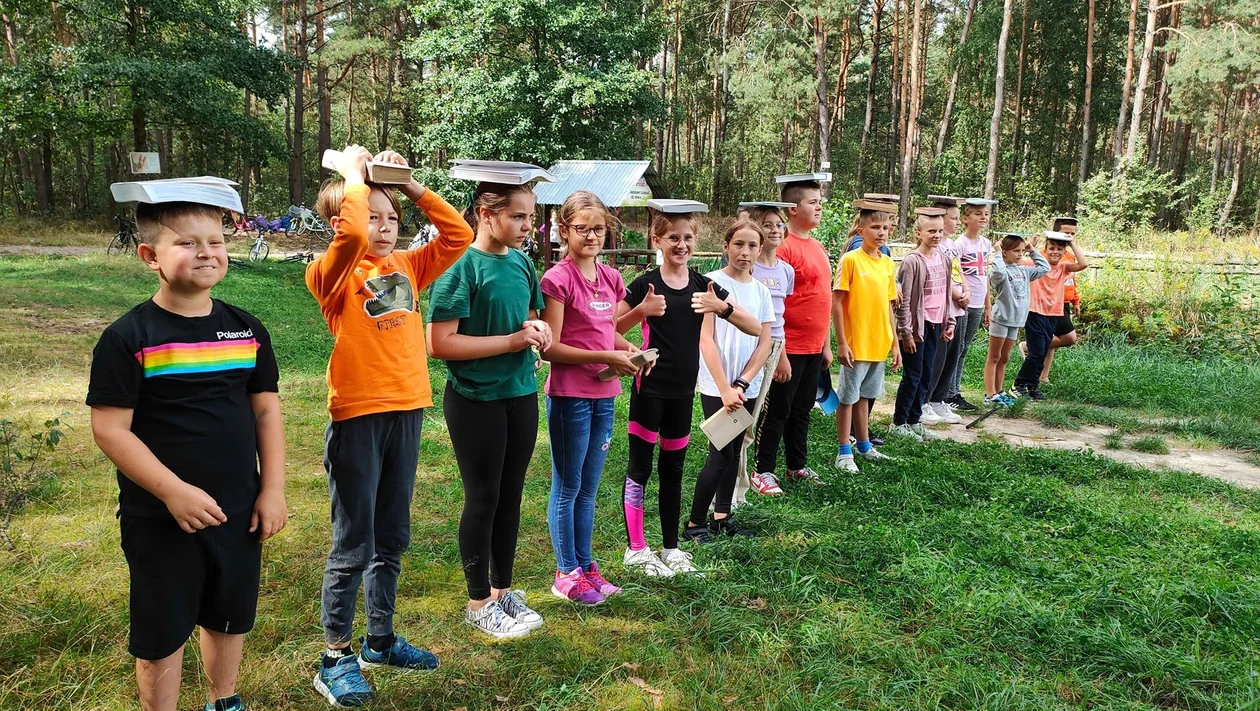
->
[1015,312,1056,388]
[546,395,615,573]
[893,322,940,425]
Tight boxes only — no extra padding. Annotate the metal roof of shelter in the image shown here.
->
[534,160,668,207]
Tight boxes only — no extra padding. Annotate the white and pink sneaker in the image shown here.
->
[583,562,621,598]
[551,568,605,606]
[750,471,784,496]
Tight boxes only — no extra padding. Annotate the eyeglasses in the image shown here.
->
[566,224,608,238]
[761,222,786,232]
[660,234,696,246]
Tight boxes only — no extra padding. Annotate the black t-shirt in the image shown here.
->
[624,268,730,399]
[86,299,280,519]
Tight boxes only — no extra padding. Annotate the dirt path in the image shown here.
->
[917,411,1260,490]
[0,245,98,256]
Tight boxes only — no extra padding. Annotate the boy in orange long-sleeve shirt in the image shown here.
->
[308,146,473,708]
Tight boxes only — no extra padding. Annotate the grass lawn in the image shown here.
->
[2,253,1259,710]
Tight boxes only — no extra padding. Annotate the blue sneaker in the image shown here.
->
[204,694,245,711]
[314,653,374,707]
[357,635,440,672]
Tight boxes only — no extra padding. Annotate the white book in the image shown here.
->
[449,159,555,185]
[597,348,658,382]
[701,405,755,450]
[645,198,708,214]
[775,172,832,184]
[110,177,242,213]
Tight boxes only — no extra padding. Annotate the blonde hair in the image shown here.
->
[649,213,699,242]
[746,206,785,226]
[465,182,535,231]
[315,178,401,223]
[961,203,989,218]
[847,208,890,241]
[723,218,765,246]
[557,190,618,253]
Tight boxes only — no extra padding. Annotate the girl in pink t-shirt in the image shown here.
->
[540,190,644,605]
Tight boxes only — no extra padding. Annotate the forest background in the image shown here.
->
[1,0,1259,238]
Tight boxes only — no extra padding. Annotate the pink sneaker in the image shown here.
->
[551,568,605,606]
[750,471,784,496]
[583,562,621,598]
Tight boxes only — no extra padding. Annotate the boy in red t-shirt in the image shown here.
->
[753,174,832,487]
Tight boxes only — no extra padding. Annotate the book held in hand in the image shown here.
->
[596,348,658,382]
[321,149,415,185]
[701,405,754,450]
[109,176,243,213]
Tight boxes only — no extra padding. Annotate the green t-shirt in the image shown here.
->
[428,246,545,401]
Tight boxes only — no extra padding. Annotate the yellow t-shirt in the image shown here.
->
[834,248,897,362]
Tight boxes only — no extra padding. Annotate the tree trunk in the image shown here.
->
[931,0,976,181]
[34,132,52,213]
[316,0,332,181]
[126,0,147,153]
[290,0,308,206]
[857,0,883,192]
[1218,138,1244,234]
[813,1,830,195]
[897,0,924,236]
[1111,0,1139,178]
[711,0,730,208]
[1123,0,1157,163]
[654,11,667,175]
[1210,97,1228,194]
[1006,1,1029,195]
[1150,2,1180,167]
[983,0,1015,200]
[1076,0,1097,191]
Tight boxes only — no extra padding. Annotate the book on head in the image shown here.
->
[320,149,414,185]
[109,176,243,213]
[449,160,556,185]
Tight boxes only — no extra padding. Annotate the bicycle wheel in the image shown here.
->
[107,233,125,256]
[249,241,270,262]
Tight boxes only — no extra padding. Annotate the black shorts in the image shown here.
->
[120,511,262,660]
[1053,304,1075,338]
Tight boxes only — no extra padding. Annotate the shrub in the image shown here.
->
[0,416,66,549]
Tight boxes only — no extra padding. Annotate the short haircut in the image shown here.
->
[1052,218,1077,231]
[649,213,699,242]
[316,178,401,223]
[464,182,535,231]
[134,202,224,245]
[1000,235,1026,252]
[780,182,820,206]
[724,218,765,245]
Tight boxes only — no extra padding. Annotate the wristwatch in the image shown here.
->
[719,302,735,320]
[732,377,750,391]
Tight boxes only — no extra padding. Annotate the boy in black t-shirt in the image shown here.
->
[87,185,287,711]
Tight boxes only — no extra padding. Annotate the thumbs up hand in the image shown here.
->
[691,281,727,314]
[641,283,667,317]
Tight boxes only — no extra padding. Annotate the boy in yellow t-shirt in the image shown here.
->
[830,200,901,473]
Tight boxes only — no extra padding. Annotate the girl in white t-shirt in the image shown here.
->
[683,220,775,543]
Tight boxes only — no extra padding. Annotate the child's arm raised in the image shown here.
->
[376,150,474,289]
[1026,248,1051,280]
[1066,241,1089,273]
[306,145,372,306]
[91,406,227,533]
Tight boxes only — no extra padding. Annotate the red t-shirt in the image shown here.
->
[778,232,832,355]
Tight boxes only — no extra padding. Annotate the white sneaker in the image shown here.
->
[889,424,923,441]
[465,599,530,639]
[931,402,962,424]
[834,453,859,473]
[661,548,701,575]
[497,589,544,630]
[910,423,942,440]
[623,546,675,577]
[919,407,942,425]
[858,447,894,461]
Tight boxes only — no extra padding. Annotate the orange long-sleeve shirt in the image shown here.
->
[306,184,473,421]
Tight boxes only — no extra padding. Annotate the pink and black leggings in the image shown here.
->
[624,389,694,551]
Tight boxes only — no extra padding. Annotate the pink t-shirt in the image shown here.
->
[541,256,627,398]
[922,251,949,325]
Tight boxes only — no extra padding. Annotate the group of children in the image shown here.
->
[87,147,1086,710]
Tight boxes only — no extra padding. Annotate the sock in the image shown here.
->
[837,443,852,457]
[856,440,873,454]
[662,547,679,559]
[623,479,647,551]
[367,633,395,653]
[212,694,242,711]
[323,645,354,667]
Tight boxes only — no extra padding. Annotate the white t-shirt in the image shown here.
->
[697,270,775,399]
[751,259,795,339]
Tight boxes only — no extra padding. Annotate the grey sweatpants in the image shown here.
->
[949,307,986,399]
[321,408,423,645]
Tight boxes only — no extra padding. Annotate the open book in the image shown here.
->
[109,176,243,213]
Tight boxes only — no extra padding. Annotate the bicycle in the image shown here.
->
[108,215,139,256]
[247,230,270,262]
[222,211,255,239]
[286,205,331,239]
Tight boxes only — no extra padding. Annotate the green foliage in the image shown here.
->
[0,415,66,549]
[1130,435,1171,455]
[408,0,664,165]
[1104,431,1126,449]
[1079,162,1188,233]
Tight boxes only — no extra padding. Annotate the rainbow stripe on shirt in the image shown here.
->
[134,338,258,378]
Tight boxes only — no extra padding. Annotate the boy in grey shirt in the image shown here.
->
[983,233,1049,406]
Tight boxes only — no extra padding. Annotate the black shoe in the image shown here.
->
[950,394,979,412]
[1027,387,1046,401]
[682,523,713,544]
[869,436,885,447]
[711,516,754,538]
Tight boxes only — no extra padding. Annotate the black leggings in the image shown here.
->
[625,389,693,549]
[690,395,754,525]
[755,352,824,473]
[444,383,538,600]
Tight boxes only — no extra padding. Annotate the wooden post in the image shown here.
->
[543,205,554,270]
